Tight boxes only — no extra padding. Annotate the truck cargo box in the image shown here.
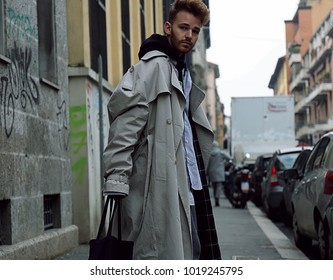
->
[231,96,297,164]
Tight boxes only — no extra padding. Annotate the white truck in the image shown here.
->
[230,96,297,164]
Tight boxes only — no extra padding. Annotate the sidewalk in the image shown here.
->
[213,195,307,260]
[55,194,308,260]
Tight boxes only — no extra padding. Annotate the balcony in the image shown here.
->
[309,48,332,74]
[325,10,333,38]
[288,44,301,67]
[295,118,333,141]
[288,53,301,67]
[295,81,331,113]
[289,68,309,92]
[309,10,333,73]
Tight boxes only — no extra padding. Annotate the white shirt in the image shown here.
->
[172,60,202,205]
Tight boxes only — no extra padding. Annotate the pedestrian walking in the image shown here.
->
[207,141,227,207]
[103,0,221,260]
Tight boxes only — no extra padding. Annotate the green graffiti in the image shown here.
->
[70,105,88,186]
[70,105,87,128]
[70,130,87,154]
[71,156,88,185]
[70,105,87,153]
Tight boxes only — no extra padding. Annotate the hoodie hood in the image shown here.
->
[138,34,186,80]
[138,34,183,61]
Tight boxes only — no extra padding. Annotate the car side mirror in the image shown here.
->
[283,168,299,181]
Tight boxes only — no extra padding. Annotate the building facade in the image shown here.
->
[0,0,77,259]
[269,0,333,145]
[206,62,225,146]
[268,56,288,96]
[286,0,333,144]
[67,0,166,244]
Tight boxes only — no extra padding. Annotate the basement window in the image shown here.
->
[0,199,11,245]
[43,194,60,230]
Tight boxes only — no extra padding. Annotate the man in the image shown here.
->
[103,0,221,260]
[207,141,227,207]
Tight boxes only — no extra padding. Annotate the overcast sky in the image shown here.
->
[206,0,300,115]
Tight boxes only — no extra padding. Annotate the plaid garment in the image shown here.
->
[191,121,222,260]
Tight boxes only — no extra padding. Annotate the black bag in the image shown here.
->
[88,196,134,260]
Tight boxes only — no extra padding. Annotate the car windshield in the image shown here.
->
[276,152,300,171]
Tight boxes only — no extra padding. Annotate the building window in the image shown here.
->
[121,0,130,73]
[0,0,5,56]
[44,195,60,230]
[163,0,173,22]
[0,200,10,245]
[89,0,107,79]
[153,0,156,33]
[37,0,58,85]
[140,0,146,42]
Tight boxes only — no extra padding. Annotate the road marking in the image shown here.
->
[232,255,260,260]
[247,202,308,260]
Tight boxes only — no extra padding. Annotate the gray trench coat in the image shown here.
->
[103,50,214,259]
[207,145,226,183]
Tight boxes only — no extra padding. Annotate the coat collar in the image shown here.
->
[140,50,206,114]
[141,50,167,61]
[141,50,184,96]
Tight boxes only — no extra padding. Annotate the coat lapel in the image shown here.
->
[170,67,186,154]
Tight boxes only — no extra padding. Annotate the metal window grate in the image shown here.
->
[44,196,54,230]
[0,199,10,245]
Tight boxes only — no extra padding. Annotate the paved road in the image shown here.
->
[268,211,320,260]
[55,194,308,260]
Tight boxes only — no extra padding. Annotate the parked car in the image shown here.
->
[288,132,333,259]
[282,148,312,226]
[261,147,306,220]
[323,195,333,259]
[250,154,273,206]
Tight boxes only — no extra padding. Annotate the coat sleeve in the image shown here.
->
[103,66,149,195]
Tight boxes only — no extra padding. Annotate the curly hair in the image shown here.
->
[168,0,210,26]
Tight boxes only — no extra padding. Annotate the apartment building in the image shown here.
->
[286,0,333,144]
[269,0,333,145]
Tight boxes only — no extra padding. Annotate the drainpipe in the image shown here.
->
[98,55,104,189]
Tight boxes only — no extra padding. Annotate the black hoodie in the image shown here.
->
[138,34,186,81]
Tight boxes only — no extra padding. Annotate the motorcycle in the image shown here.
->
[227,164,251,208]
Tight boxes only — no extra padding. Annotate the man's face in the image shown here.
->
[164,10,202,54]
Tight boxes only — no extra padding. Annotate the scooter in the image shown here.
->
[227,164,251,208]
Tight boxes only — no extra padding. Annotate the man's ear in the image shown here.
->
[164,21,172,35]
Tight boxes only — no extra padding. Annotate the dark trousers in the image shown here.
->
[212,182,223,202]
